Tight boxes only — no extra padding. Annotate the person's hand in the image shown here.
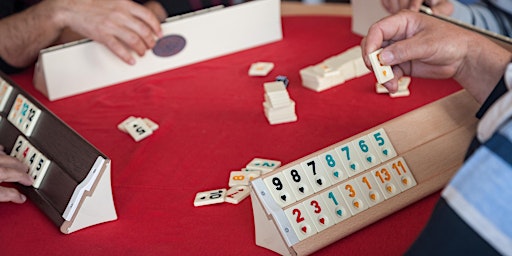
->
[52,0,163,65]
[0,146,33,203]
[362,10,512,103]
[381,0,453,16]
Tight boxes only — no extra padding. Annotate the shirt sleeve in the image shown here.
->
[0,0,27,74]
[450,0,512,37]
[152,0,193,16]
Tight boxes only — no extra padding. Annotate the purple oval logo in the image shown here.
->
[152,34,186,57]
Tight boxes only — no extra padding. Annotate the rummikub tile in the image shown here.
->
[300,156,332,192]
[282,165,314,201]
[355,172,385,207]
[263,172,296,208]
[321,187,352,223]
[387,157,417,191]
[142,117,159,131]
[351,134,381,170]
[246,158,281,174]
[312,64,340,77]
[368,128,397,162]
[0,80,13,111]
[125,118,153,142]
[263,81,297,125]
[303,195,336,232]
[389,89,410,98]
[24,146,38,168]
[228,171,251,187]
[10,136,27,159]
[338,180,368,215]
[7,94,23,124]
[336,142,364,177]
[371,165,402,199]
[317,150,348,184]
[31,154,51,189]
[284,203,318,241]
[7,94,42,136]
[369,48,394,84]
[117,116,137,132]
[225,185,251,204]
[248,62,274,76]
[20,102,42,136]
[193,189,227,206]
[228,170,260,187]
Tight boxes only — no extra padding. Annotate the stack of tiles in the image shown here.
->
[299,46,371,92]
[118,116,159,142]
[193,158,281,206]
[263,81,297,125]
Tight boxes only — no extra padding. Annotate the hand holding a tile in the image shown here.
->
[361,10,512,103]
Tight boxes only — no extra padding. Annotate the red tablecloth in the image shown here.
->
[1,15,462,255]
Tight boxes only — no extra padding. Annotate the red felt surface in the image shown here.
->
[0,16,461,255]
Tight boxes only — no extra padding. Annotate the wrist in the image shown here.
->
[455,34,512,103]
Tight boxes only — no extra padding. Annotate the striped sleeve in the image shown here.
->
[450,0,512,37]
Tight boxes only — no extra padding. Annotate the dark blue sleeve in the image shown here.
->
[0,0,30,74]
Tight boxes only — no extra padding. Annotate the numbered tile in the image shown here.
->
[225,185,251,204]
[117,116,137,133]
[0,80,13,111]
[228,170,260,187]
[352,135,381,170]
[10,135,51,188]
[125,118,153,142]
[142,117,159,131]
[321,187,352,223]
[23,146,38,167]
[338,179,368,215]
[284,203,318,241]
[336,142,364,177]
[355,172,385,207]
[18,142,32,164]
[263,172,296,207]
[7,95,42,136]
[387,157,417,191]
[371,165,402,199]
[10,136,27,159]
[193,188,227,206]
[303,195,336,232]
[246,158,281,174]
[300,156,332,192]
[31,154,51,189]
[282,165,314,201]
[369,48,394,84]
[248,62,274,76]
[317,150,348,184]
[20,102,41,136]
[7,95,23,125]
[368,128,397,162]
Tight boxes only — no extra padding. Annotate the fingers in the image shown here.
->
[0,155,33,186]
[59,0,163,65]
[99,3,163,65]
[0,154,32,204]
[0,186,27,203]
[381,0,423,14]
[363,11,428,66]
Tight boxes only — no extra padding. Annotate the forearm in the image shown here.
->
[0,1,67,68]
